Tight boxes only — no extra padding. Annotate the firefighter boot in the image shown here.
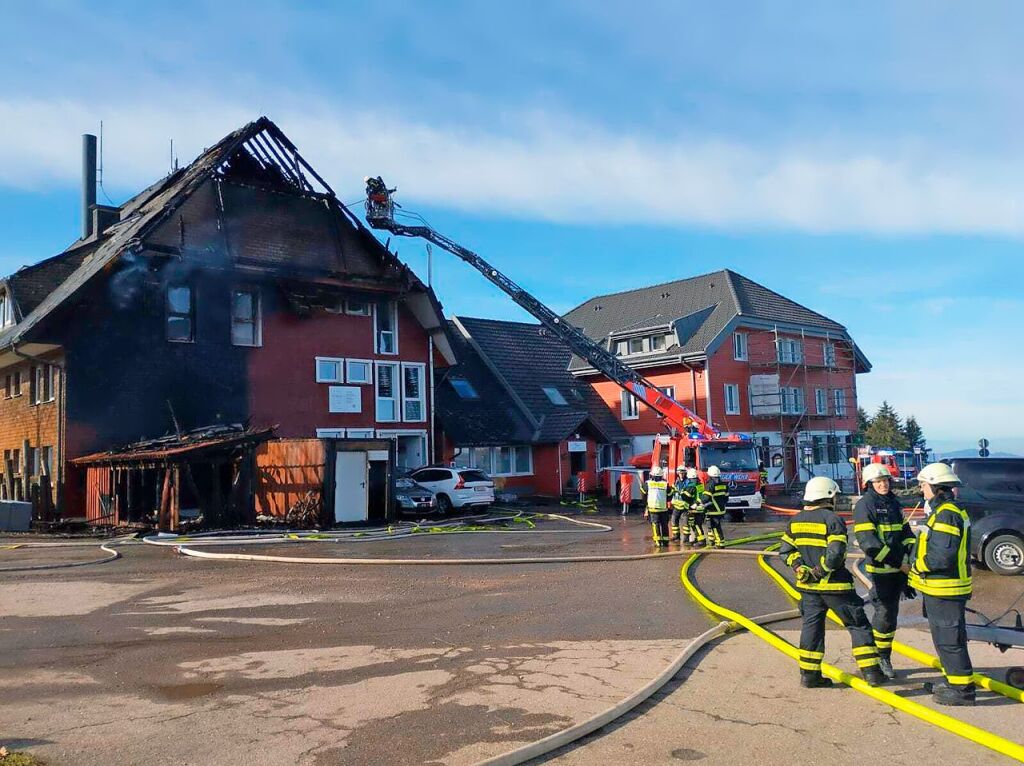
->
[932,681,976,707]
[877,656,896,680]
[861,666,887,687]
[800,671,834,689]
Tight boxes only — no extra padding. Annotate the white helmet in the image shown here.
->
[917,462,960,487]
[650,466,664,478]
[686,468,698,480]
[804,476,840,503]
[706,466,721,478]
[862,463,891,485]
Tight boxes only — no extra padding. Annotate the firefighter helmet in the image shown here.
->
[650,466,664,478]
[686,468,698,480]
[862,463,892,485]
[706,466,721,478]
[917,462,960,487]
[804,476,840,503]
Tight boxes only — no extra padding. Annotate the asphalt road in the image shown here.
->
[1,511,1021,765]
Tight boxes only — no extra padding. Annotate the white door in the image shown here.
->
[335,451,368,523]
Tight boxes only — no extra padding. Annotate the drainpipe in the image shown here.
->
[429,333,436,463]
[12,343,67,516]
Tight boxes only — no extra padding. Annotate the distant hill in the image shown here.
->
[935,449,1022,459]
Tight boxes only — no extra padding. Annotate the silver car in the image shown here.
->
[394,477,438,514]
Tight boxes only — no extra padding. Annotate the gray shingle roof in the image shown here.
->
[6,241,101,317]
[563,269,852,372]
[454,316,628,444]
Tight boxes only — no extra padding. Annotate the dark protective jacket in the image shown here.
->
[909,497,972,599]
[639,478,673,511]
[853,488,914,576]
[777,506,855,592]
[672,480,699,510]
[702,480,729,516]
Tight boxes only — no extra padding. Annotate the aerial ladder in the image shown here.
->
[363,177,757,495]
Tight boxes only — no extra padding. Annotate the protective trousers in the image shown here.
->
[649,511,670,545]
[922,594,974,686]
[869,572,905,659]
[705,515,724,547]
[688,511,706,543]
[798,591,880,676]
[669,507,687,541]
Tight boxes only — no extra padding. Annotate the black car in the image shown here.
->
[946,458,1024,576]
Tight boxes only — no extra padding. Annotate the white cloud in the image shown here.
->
[3,98,1024,235]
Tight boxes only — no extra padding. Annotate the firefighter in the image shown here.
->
[670,468,699,543]
[853,462,916,679]
[759,461,769,489]
[910,462,976,706]
[701,466,729,547]
[687,470,707,544]
[639,466,672,548]
[779,476,886,688]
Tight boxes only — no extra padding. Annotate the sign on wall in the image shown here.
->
[329,386,361,414]
[567,440,587,453]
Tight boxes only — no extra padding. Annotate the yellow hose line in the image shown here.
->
[756,545,1024,704]
[680,553,1024,763]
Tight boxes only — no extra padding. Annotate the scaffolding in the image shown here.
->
[744,326,860,492]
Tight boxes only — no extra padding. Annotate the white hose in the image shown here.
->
[0,542,122,573]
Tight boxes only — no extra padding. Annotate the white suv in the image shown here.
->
[409,467,495,514]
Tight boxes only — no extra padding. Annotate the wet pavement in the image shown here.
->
[1,510,1021,765]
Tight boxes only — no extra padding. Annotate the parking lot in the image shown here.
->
[2,511,1022,765]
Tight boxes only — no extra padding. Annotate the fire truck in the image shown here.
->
[363,178,763,512]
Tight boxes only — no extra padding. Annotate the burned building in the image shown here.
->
[0,117,455,521]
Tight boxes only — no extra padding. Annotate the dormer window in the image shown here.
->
[614,333,670,357]
[543,387,567,405]
[0,290,14,328]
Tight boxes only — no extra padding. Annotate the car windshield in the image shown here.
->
[395,478,419,489]
[699,445,758,472]
[459,470,491,483]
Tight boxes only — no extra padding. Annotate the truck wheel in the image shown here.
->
[983,534,1024,576]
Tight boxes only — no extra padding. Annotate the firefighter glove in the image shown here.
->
[902,583,917,600]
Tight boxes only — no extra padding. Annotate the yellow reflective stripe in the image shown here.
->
[875,544,890,562]
[798,649,824,659]
[793,537,827,547]
[915,529,930,573]
[947,675,973,685]
[785,552,801,566]
[903,538,915,547]
[791,522,827,534]
[852,646,878,657]
[865,563,901,574]
[932,522,961,536]
[781,534,796,546]
[857,657,882,668]
[873,630,896,638]
[827,534,847,544]
[878,522,904,531]
[798,660,821,671]
[798,580,854,591]
[853,522,875,533]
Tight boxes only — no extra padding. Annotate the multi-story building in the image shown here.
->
[563,269,870,489]
[0,117,454,518]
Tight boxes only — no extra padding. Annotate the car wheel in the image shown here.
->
[436,494,454,515]
[728,510,744,523]
[983,534,1024,576]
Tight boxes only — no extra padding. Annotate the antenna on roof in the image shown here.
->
[169,138,177,173]
[97,121,115,205]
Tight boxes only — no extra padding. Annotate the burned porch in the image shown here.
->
[72,426,273,530]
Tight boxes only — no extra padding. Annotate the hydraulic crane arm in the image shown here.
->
[363,177,720,440]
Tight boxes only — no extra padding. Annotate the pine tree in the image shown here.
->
[855,406,870,445]
[904,415,926,451]
[864,401,909,450]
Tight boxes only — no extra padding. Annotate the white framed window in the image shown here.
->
[733,332,748,361]
[315,357,344,383]
[657,386,675,400]
[777,338,803,364]
[316,428,346,438]
[348,429,375,439]
[513,445,532,474]
[449,377,478,399]
[621,391,640,420]
[402,363,426,422]
[40,446,52,476]
[833,389,847,416]
[166,284,195,342]
[650,334,667,351]
[460,445,532,476]
[781,386,805,414]
[823,341,836,368]
[724,383,741,415]
[374,300,398,355]
[815,388,827,415]
[0,290,14,328]
[628,337,645,354]
[375,361,400,422]
[345,300,371,316]
[615,340,628,356]
[543,387,567,405]
[230,287,262,347]
[346,359,372,385]
[31,364,55,405]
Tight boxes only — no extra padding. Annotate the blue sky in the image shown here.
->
[2,1,1022,452]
